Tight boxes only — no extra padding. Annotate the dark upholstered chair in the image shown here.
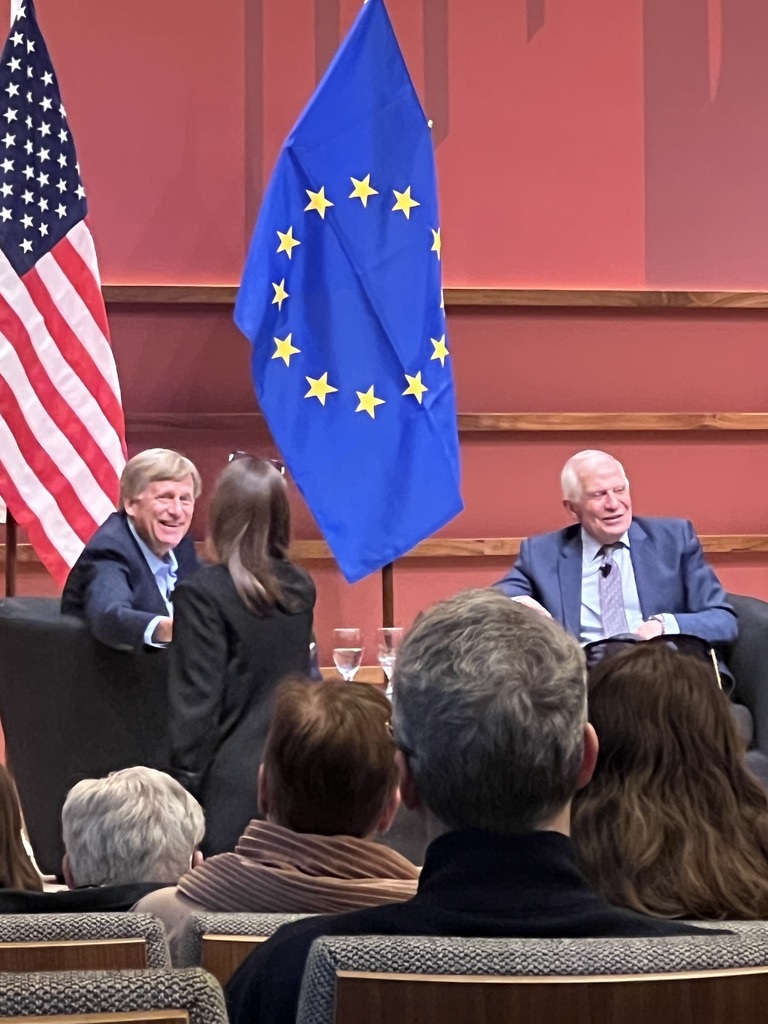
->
[0,597,171,876]
[726,593,768,785]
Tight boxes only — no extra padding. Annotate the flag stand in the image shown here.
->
[382,561,394,628]
[4,510,16,597]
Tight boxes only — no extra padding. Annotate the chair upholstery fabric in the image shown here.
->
[0,912,171,968]
[727,593,768,784]
[0,967,227,1022]
[296,924,768,1024]
[176,910,312,967]
[0,597,171,875]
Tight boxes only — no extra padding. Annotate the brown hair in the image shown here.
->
[262,679,398,837]
[572,644,768,919]
[209,456,294,613]
[0,764,42,891]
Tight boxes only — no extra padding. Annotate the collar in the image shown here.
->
[581,526,630,563]
[126,518,178,575]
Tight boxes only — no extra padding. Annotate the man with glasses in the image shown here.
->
[495,449,737,650]
[61,448,201,651]
[226,590,709,1024]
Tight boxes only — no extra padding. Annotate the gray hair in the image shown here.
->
[62,767,205,886]
[391,589,587,833]
[560,450,628,502]
[120,448,202,504]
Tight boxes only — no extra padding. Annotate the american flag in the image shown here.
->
[0,0,125,586]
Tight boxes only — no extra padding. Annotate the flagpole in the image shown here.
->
[382,562,394,628]
[5,511,17,597]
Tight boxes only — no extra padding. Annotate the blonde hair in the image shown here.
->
[120,449,201,504]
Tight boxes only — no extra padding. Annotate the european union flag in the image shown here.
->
[235,0,463,583]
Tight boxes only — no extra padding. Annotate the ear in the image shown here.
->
[257,763,269,818]
[123,496,137,518]
[395,749,422,811]
[562,498,579,523]
[62,852,76,890]
[576,722,599,791]
[191,849,204,868]
[374,787,401,835]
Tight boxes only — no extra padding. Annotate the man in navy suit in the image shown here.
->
[61,448,201,651]
[495,449,737,646]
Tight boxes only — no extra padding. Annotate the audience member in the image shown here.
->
[495,449,736,648]
[169,455,316,856]
[61,448,201,650]
[0,764,42,891]
[135,679,418,959]
[572,644,768,919]
[226,589,711,1024]
[0,766,204,913]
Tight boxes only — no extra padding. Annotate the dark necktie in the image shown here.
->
[599,543,629,637]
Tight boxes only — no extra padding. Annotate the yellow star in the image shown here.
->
[271,278,289,310]
[304,186,334,218]
[403,371,428,405]
[431,227,441,260]
[355,385,385,419]
[305,372,338,406]
[392,186,420,219]
[431,335,450,367]
[349,174,378,207]
[276,226,301,259]
[272,333,300,367]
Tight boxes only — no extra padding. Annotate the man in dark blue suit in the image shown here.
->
[61,448,201,651]
[495,449,737,646]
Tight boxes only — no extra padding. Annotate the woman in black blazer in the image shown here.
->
[168,456,316,856]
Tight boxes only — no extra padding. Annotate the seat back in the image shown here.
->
[0,913,170,970]
[176,910,312,972]
[0,597,171,875]
[296,926,768,1024]
[0,967,227,1023]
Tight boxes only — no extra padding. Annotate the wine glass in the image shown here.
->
[332,628,363,682]
[377,626,404,700]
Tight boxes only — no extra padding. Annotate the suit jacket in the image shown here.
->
[61,511,200,652]
[168,560,315,857]
[225,828,714,1024]
[495,516,737,645]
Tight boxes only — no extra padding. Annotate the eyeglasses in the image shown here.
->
[583,633,723,689]
[227,451,286,476]
[386,720,417,760]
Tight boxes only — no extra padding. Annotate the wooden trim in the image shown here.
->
[4,535,768,567]
[102,284,768,309]
[123,411,768,434]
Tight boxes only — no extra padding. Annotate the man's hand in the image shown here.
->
[636,618,664,640]
[511,596,553,618]
[152,616,174,644]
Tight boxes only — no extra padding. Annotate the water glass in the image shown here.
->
[332,628,363,682]
[377,626,404,699]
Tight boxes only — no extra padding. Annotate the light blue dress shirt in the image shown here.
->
[127,519,178,647]
[579,528,679,644]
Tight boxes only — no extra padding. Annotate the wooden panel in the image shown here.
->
[5,536,768,566]
[321,666,386,686]
[2,1013,188,1024]
[0,938,147,973]
[335,966,768,1024]
[200,934,265,988]
[101,285,768,309]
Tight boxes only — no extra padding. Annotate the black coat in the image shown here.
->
[168,560,315,856]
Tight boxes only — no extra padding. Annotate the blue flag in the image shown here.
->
[235,0,463,583]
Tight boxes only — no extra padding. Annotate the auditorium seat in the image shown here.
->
[0,597,171,876]
[727,593,768,785]
[176,910,312,976]
[296,924,768,1024]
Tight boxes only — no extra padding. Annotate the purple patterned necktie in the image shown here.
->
[599,543,629,637]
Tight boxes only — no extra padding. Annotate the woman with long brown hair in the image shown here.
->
[0,764,42,891]
[168,456,315,856]
[572,643,768,919]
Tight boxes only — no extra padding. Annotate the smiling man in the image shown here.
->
[61,449,201,651]
[495,449,737,646]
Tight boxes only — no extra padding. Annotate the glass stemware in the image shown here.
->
[377,626,404,699]
[332,628,363,682]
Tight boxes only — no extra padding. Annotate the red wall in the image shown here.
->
[4,0,768,666]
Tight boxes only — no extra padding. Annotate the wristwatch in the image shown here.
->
[648,614,666,634]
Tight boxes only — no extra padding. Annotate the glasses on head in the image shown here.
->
[386,720,417,760]
[583,633,723,689]
[227,451,286,477]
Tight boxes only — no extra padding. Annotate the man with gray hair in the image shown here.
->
[495,448,736,647]
[226,589,708,1024]
[61,448,201,650]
